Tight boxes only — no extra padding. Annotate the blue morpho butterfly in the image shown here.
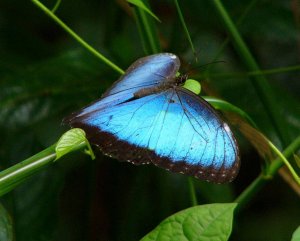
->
[64,53,240,183]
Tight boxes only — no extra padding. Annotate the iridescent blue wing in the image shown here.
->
[69,88,239,183]
[65,53,180,122]
[173,88,240,183]
[103,53,180,97]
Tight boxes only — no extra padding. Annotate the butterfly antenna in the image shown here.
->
[183,60,226,76]
[186,50,200,66]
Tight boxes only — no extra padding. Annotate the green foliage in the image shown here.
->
[292,226,300,241]
[127,0,161,22]
[0,204,13,241]
[183,79,201,95]
[141,203,236,241]
[203,96,257,127]
[55,128,95,160]
[0,0,300,241]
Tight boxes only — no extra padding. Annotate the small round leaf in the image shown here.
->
[55,128,95,160]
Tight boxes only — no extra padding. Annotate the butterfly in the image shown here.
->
[64,53,240,183]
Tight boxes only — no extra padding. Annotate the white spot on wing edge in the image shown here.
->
[223,123,231,132]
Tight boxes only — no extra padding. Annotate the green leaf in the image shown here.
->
[127,0,161,22]
[0,203,13,241]
[183,79,201,95]
[141,203,237,241]
[292,226,300,241]
[55,128,95,160]
[203,96,257,128]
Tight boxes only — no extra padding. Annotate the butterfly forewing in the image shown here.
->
[64,53,180,123]
[103,53,180,97]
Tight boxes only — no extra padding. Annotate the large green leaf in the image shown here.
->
[141,203,237,241]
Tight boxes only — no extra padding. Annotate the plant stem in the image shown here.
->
[188,177,198,206]
[133,0,160,54]
[212,0,290,147]
[0,144,55,196]
[235,135,300,212]
[267,139,300,185]
[207,65,300,79]
[133,10,150,55]
[206,0,258,70]
[51,0,61,13]
[204,96,257,128]
[31,0,124,75]
[174,0,196,60]
[0,142,86,197]
[268,136,300,175]
[234,174,267,212]
[139,8,159,54]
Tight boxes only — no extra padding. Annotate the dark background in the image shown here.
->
[0,0,300,240]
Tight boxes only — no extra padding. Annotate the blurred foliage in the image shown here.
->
[0,203,13,241]
[0,0,299,241]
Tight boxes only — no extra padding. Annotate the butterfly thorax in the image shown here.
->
[133,74,187,99]
[133,79,173,99]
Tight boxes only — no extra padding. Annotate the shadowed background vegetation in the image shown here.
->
[0,0,300,240]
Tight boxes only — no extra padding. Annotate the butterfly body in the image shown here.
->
[65,53,240,183]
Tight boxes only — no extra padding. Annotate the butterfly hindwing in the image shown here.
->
[174,88,240,182]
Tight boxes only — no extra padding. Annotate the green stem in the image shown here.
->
[235,135,300,212]
[268,139,300,184]
[206,0,258,70]
[0,142,86,197]
[133,10,150,54]
[204,96,257,128]
[188,177,198,206]
[51,0,61,13]
[234,174,267,212]
[174,0,196,59]
[0,144,56,196]
[207,65,300,79]
[268,136,300,175]
[212,0,290,146]
[31,0,124,75]
[137,5,160,53]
